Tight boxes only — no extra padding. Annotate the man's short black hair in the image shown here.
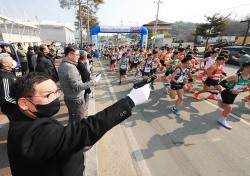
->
[173,51,180,55]
[185,54,193,59]
[181,57,191,63]
[216,56,226,61]
[152,50,158,54]
[28,46,34,51]
[0,44,8,48]
[178,48,185,52]
[242,61,250,68]
[211,50,219,54]
[219,53,229,58]
[87,54,92,59]
[147,53,153,57]
[239,50,246,55]
[122,52,127,57]
[64,46,78,56]
[14,72,51,101]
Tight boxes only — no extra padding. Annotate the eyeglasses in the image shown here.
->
[70,53,80,57]
[26,89,61,102]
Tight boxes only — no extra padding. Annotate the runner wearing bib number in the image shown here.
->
[218,62,250,129]
[141,56,153,77]
[194,56,226,100]
[109,49,118,72]
[169,57,192,115]
[118,53,129,85]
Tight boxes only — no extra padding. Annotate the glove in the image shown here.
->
[93,74,101,83]
[128,84,151,106]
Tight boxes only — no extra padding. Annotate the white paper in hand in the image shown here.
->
[93,74,101,83]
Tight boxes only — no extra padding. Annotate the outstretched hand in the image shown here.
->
[128,84,151,106]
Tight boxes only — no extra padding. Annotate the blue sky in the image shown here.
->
[1,0,250,30]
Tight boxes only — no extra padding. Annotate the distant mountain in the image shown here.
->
[168,21,197,42]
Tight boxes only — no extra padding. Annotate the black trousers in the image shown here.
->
[20,62,28,76]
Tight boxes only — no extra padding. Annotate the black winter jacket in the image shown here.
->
[36,55,59,82]
[0,68,17,117]
[7,97,134,176]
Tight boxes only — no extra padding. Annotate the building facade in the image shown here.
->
[0,15,41,48]
[143,20,173,35]
[39,20,75,44]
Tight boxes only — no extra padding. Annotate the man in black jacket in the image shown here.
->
[7,72,150,176]
[77,50,91,102]
[36,44,59,82]
[26,46,35,72]
[0,53,17,120]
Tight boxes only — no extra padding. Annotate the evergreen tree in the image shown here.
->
[193,13,230,48]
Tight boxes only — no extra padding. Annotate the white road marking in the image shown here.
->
[98,59,152,176]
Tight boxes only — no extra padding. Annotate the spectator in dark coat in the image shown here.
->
[26,46,34,72]
[76,50,91,102]
[7,72,150,176]
[0,53,17,120]
[36,44,59,82]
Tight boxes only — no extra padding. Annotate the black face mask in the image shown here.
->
[28,98,61,118]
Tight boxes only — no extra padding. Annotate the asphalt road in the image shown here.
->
[0,58,249,176]
[94,58,250,176]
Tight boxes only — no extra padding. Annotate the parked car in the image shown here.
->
[0,42,21,69]
[224,46,250,65]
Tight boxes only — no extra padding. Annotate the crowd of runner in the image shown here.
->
[98,44,250,130]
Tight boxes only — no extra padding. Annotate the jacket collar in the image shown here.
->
[0,68,13,74]
[62,58,78,66]
[12,109,37,122]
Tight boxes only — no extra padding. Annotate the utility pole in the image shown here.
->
[240,20,250,46]
[87,0,90,44]
[120,20,124,27]
[78,0,83,47]
[153,0,163,46]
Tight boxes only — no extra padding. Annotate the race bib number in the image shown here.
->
[176,75,185,83]
[121,65,126,69]
[213,74,220,80]
[144,67,150,73]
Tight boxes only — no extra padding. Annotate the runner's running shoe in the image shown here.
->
[218,117,232,129]
[193,92,200,100]
[187,85,193,91]
[208,94,218,101]
[171,107,181,115]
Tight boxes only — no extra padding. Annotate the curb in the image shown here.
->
[0,113,9,128]
[85,88,98,176]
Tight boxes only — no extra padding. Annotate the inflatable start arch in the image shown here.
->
[91,25,148,57]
